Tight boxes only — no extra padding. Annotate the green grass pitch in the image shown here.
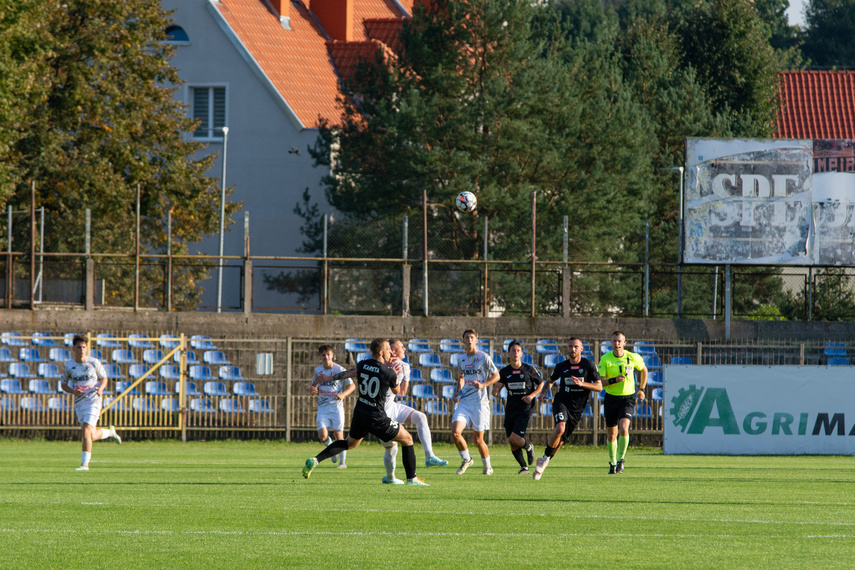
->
[1,439,853,569]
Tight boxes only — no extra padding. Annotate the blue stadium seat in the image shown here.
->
[189,398,215,413]
[636,404,653,418]
[824,342,846,357]
[449,353,462,367]
[63,333,75,347]
[21,396,44,412]
[112,349,137,364]
[492,353,504,368]
[95,333,121,348]
[651,387,664,401]
[600,340,612,353]
[37,363,60,378]
[203,381,230,397]
[249,398,274,413]
[0,347,15,362]
[102,396,128,411]
[828,356,850,366]
[412,384,437,399]
[29,379,56,394]
[173,350,197,364]
[103,363,125,379]
[115,380,141,395]
[476,340,490,353]
[441,384,456,399]
[1,396,18,411]
[408,368,424,382]
[344,338,367,353]
[582,403,593,417]
[203,350,229,365]
[1,378,29,394]
[175,381,201,396]
[161,398,180,412]
[543,354,565,368]
[439,339,464,353]
[521,354,534,366]
[89,349,104,361]
[430,368,454,383]
[189,365,216,382]
[32,332,58,347]
[407,339,432,353]
[233,382,259,396]
[647,370,663,387]
[128,364,151,380]
[535,340,560,354]
[643,354,662,370]
[189,335,216,350]
[49,348,70,362]
[143,349,165,364]
[160,365,181,381]
[424,401,448,415]
[18,348,45,362]
[633,341,657,355]
[128,334,155,349]
[219,366,244,381]
[1,332,27,346]
[145,381,171,396]
[669,356,693,365]
[219,398,244,413]
[48,397,71,412]
[9,363,35,379]
[355,351,371,362]
[160,335,181,349]
[418,353,441,367]
[539,402,552,417]
[132,397,156,412]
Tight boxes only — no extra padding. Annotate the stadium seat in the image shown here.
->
[47,397,70,412]
[29,379,56,394]
[9,363,35,379]
[0,347,15,362]
[429,368,454,383]
[189,398,215,413]
[1,378,29,394]
[203,350,229,365]
[493,401,505,416]
[441,385,456,399]
[20,396,44,412]
[651,387,664,401]
[407,339,432,353]
[132,397,156,412]
[219,398,244,413]
[233,382,259,396]
[824,342,846,357]
[449,353,462,367]
[219,366,244,381]
[203,381,230,397]
[643,354,662,370]
[418,353,442,367]
[128,334,155,349]
[535,340,560,354]
[581,341,593,356]
[492,353,504,368]
[102,396,128,411]
[424,401,448,415]
[189,365,216,382]
[37,363,60,378]
[128,364,151,380]
[161,398,180,412]
[143,349,165,364]
[249,398,274,413]
[175,381,202,396]
[539,402,552,417]
[189,335,216,351]
[31,332,58,347]
[115,380,141,395]
[63,333,75,346]
[355,351,371,362]
[647,370,663,387]
[1,332,27,346]
[173,350,198,364]
[828,356,850,366]
[159,334,180,349]
[521,354,534,366]
[439,339,464,353]
[95,333,121,348]
[502,339,518,352]
[582,403,593,417]
[476,340,490,353]
[633,341,657,355]
[669,356,693,365]
[636,404,653,418]
[102,363,125,379]
[160,365,181,381]
[408,368,424,382]
[89,349,104,361]
[145,381,171,396]
[18,348,45,362]
[49,348,70,362]
[600,340,612,353]
[1,397,17,411]
[543,353,565,368]
[344,338,367,353]
[412,384,437,399]
[112,349,137,364]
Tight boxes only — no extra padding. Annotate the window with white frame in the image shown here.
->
[191,86,226,139]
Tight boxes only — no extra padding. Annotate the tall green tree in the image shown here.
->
[0,0,231,308]
[802,0,855,67]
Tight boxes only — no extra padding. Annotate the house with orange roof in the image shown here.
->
[777,70,855,139]
[161,0,412,309]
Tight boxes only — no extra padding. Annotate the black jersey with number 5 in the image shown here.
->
[550,357,599,414]
[354,358,398,415]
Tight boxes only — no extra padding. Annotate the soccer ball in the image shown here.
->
[455,191,477,213]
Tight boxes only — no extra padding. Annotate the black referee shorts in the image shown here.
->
[603,393,636,428]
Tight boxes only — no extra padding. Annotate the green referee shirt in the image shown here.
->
[598,350,645,396]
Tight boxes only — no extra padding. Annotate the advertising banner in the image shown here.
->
[813,139,855,265]
[664,365,855,455]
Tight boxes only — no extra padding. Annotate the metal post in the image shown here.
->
[322,214,328,315]
[530,190,536,318]
[724,264,732,339]
[402,215,410,317]
[6,206,12,308]
[644,220,650,317]
[30,181,35,310]
[677,167,684,317]
[808,266,813,321]
[562,215,569,317]
[37,207,44,303]
[134,184,140,311]
[482,215,489,317]
[243,211,251,315]
[166,209,172,311]
[423,188,428,317]
[85,209,93,310]
[712,265,719,320]
[286,337,292,442]
[217,126,229,313]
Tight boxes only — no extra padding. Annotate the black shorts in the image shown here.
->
[349,409,400,442]
[551,400,582,441]
[504,409,532,438]
[604,393,636,428]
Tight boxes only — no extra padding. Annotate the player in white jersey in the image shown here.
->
[59,334,121,471]
[451,329,500,475]
[380,339,448,484]
[311,345,354,468]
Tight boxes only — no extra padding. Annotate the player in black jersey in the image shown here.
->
[493,340,543,474]
[302,338,428,486]
[532,337,601,480]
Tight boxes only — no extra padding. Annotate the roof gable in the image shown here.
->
[777,71,855,139]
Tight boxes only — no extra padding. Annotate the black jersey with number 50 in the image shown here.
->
[354,358,398,415]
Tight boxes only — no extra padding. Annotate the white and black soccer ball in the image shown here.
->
[455,191,477,213]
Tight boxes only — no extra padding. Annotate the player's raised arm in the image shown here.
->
[313,368,356,386]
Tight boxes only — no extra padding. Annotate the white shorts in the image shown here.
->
[316,403,345,432]
[386,402,417,424]
[75,394,102,427]
[453,398,491,432]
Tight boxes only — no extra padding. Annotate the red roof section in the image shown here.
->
[327,40,397,87]
[777,71,855,139]
[364,18,405,52]
[352,0,407,40]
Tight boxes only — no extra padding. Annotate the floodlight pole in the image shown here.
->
[661,167,684,317]
[217,126,229,313]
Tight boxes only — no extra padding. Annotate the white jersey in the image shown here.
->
[384,360,410,415]
[61,357,107,402]
[457,350,498,404]
[313,363,351,408]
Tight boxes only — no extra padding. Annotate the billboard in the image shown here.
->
[663,365,855,455]
[685,138,855,265]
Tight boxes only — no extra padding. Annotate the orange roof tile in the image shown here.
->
[213,0,342,128]
[352,0,407,40]
[777,71,855,139]
[327,40,397,87]
[364,18,405,52]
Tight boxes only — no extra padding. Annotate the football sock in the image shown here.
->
[402,445,417,480]
[607,439,617,464]
[316,440,348,463]
[384,443,398,478]
[512,448,526,468]
[81,451,91,466]
[460,449,472,462]
[323,437,333,446]
[338,450,347,465]
[545,445,556,458]
[98,428,114,440]
[411,412,434,457]
[482,456,492,470]
[617,434,629,461]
